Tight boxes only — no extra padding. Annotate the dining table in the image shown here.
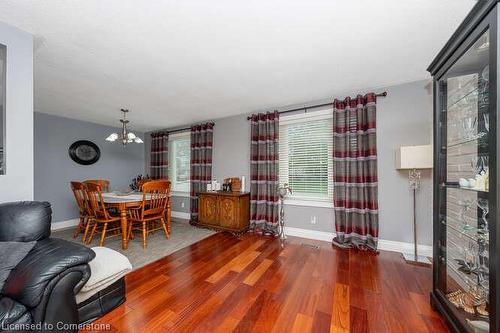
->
[101,191,171,250]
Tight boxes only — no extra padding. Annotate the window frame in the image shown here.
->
[168,131,191,196]
[279,108,334,208]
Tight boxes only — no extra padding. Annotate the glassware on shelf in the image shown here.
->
[482,65,490,82]
[462,116,478,140]
[459,199,476,230]
[479,65,490,107]
[477,199,489,232]
[471,156,481,175]
[457,240,479,273]
[468,156,489,191]
[478,236,489,275]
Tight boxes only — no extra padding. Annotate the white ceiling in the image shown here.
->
[0,0,475,131]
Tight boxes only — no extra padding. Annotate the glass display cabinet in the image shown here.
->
[428,1,500,332]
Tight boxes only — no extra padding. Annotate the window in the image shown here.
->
[279,109,333,203]
[168,132,191,193]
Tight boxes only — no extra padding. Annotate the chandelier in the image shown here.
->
[105,109,143,146]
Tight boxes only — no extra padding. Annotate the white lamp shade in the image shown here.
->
[395,145,433,170]
[105,133,119,142]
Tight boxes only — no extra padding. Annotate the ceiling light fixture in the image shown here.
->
[105,109,143,146]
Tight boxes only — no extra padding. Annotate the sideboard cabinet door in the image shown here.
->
[199,194,218,226]
[219,196,238,229]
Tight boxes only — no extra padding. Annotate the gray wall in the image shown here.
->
[376,80,433,245]
[145,79,434,245]
[34,112,145,223]
[0,21,33,202]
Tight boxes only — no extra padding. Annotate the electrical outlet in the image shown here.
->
[181,201,185,208]
[310,216,317,224]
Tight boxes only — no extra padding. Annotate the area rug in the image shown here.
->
[52,219,216,270]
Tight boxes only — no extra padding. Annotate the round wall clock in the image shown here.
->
[69,140,101,165]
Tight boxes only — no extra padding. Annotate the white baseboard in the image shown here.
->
[51,218,79,231]
[171,211,190,220]
[285,227,333,242]
[284,226,432,257]
[378,239,433,257]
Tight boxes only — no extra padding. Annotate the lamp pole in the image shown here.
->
[403,168,430,264]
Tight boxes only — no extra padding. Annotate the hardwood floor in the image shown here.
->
[81,233,450,333]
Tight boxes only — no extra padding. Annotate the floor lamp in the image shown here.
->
[396,145,433,264]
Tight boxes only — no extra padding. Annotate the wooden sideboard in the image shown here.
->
[198,191,250,232]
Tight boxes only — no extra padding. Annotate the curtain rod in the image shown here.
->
[153,122,215,135]
[246,91,387,120]
[167,127,191,134]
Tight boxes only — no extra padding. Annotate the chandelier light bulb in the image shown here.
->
[105,133,119,141]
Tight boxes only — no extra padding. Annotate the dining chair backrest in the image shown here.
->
[84,179,110,192]
[85,182,111,221]
[137,178,151,191]
[138,178,168,191]
[141,180,171,218]
[70,181,89,215]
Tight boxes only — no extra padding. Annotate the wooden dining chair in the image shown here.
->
[84,179,110,192]
[137,178,151,191]
[128,180,171,248]
[84,182,122,246]
[70,181,93,242]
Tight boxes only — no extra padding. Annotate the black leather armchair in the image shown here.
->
[0,201,95,332]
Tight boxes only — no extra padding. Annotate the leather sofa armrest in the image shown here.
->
[2,238,95,308]
[32,265,91,331]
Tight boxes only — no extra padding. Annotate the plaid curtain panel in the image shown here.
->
[332,93,379,251]
[190,123,214,223]
[150,131,169,179]
[249,111,279,235]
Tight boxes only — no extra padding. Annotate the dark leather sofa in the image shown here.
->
[0,201,95,332]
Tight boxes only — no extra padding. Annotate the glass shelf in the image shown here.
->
[446,132,488,148]
[447,75,479,106]
[447,87,479,111]
[441,183,489,193]
[443,217,489,244]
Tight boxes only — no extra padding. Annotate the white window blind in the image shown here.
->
[279,110,333,202]
[168,132,191,193]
